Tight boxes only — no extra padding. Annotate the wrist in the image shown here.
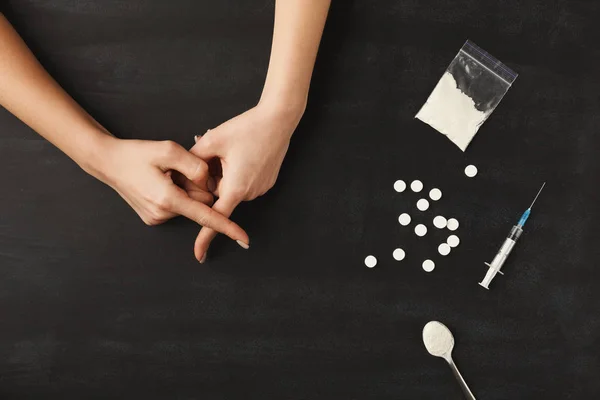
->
[257,94,306,131]
[75,129,119,182]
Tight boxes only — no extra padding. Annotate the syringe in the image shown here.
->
[479,183,545,289]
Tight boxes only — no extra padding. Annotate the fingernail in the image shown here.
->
[236,240,250,250]
[199,253,207,263]
[207,177,216,192]
[194,135,200,143]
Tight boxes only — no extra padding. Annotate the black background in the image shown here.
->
[1,1,599,399]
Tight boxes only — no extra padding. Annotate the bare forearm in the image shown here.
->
[0,14,111,172]
[259,0,331,119]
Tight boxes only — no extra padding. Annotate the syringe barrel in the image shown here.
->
[489,233,519,271]
[508,225,523,241]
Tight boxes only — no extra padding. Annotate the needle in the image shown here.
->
[529,182,546,209]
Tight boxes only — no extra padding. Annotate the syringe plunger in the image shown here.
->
[479,226,522,289]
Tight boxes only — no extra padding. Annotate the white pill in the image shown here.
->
[414,224,427,237]
[429,188,442,201]
[465,165,478,178]
[447,218,459,231]
[438,243,451,256]
[410,180,423,192]
[433,216,447,229]
[393,180,406,192]
[447,235,460,248]
[365,255,377,268]
[393,248,406,261]
[422,259,435,272]
[417,199,430,211]
[398,213,411,226]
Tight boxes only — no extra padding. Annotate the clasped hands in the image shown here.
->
[89,104,302,263]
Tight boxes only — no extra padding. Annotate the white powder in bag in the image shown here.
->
[416,72,489,151]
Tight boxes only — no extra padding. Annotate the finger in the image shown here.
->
[172,172,214,205]
[211,176,223,197]
[193,129,209,144]
[194,129,210,144]
[191,130,220,161]
[157,141,210,190]
[182,179,214,206]
[194,228,218,262]
[194,194,246,262]
[170,190,248,246]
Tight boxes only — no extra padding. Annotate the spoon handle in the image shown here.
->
[447,357,476,400]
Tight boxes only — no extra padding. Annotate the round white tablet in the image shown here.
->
[393,180,406,193]
[447,218,459,231]
[414,224,427,237]
[429,188,442,201]
[393,248,405,261]
[410,180,423,192]
[422,259,435,272]
[447,235,460,248]
[365,255,377,268]
[433,216,447,229]
[398,213,411,226]
[438,243,451,256]
[417,198,430,211]
[465,165,478,178]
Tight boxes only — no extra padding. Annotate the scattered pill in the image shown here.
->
[417,199,430,211]
[429,188,442,201]
[433,216,447,229]
[447,235,460,248]
[411,180,424,192]
[393,248,406,261]
[438,243,451,256]
[365,255,377,268]
[394,180,406,192]
[447,218,459,231]
[422,259,435,272]
[465,165,478,178]
[415,224,428,237]
[398,213,411,226]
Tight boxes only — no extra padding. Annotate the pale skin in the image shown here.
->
[0,0,331,262]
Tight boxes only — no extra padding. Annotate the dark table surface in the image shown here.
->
[1,1,599,399]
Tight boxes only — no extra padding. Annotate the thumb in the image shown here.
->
[157,141,210,189]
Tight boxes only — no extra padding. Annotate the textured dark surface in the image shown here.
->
[1,1,599,399]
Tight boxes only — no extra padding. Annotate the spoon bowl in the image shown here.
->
[423,320,455,360]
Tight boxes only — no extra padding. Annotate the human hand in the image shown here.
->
[87,136,250,252]
[189,104,303,262]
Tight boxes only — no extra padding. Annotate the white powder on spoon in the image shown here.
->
[416,72,489,151]
[422,321,453,357]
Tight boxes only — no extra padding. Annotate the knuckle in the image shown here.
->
[200,133,216,149]
[193,162,209,180]
[142,217,153,226]
[143,215,159,226]
[151,209,167,225]
[196,214,209,227]
[162,140,180,156]
[154,189,173,210]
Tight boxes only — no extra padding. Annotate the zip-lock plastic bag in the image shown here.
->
[416,40,518,151]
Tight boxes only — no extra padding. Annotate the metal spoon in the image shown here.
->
[423,321,476,400]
